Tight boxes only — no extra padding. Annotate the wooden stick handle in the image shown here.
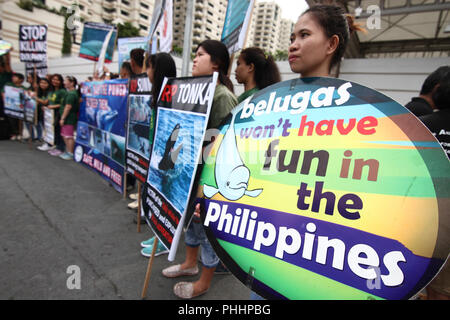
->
[123,172,127,199]
[141,237,159,299]
[137,181,141,233]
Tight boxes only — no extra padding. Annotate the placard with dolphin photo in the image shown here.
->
[147,107,206,214]
[142,74,218,259]
[74,79,129,193]
[125,75,153,183]
[3,85,24,120]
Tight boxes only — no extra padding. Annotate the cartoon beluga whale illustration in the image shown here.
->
[158,123,183,171]
[203,105,263,201]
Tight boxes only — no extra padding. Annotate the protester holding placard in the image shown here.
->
[58,76,80,160]
[2,72,26,140]
[46,74,66,156]
[36,78,53,149]
[24,72,39,140]
[199,4,448,300]
[161,39,238,299]
[247,3,364,301]
[235,47,281,103]
[139,52,177,257]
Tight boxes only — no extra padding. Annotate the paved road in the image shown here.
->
[0,140,251,300]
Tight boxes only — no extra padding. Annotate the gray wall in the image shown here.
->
[338,58,450,106]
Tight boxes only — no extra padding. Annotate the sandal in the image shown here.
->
[173,282,208,299]
[162,264,199,278]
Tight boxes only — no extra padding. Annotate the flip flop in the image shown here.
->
[173,282,208,299]
[162,264,199,278]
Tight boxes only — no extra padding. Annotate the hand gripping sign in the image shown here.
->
[197,77,450,300]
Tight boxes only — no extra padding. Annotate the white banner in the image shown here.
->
[158,0,173,53]
[43,108,55,145]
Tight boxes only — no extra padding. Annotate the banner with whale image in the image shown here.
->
[196,77,450,300]
[142,73,218,260]
[221,0,254,54]
[74,79,129,193]
[125,74,153,183]
[79,22,117,63]
[3,85,24,120]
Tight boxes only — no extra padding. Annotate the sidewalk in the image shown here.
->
[0,140,251,300]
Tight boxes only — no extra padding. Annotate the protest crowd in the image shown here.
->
[1,3,449,301]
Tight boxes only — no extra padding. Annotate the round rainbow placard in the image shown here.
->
[196,77,450,300]
[0,40,12,56]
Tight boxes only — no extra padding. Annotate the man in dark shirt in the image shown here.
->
[419,76,450,159]
[419,73,450,300]
[405,66,450,117]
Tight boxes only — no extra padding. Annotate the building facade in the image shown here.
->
[172,0,228,51]
[278,18,294,53]
[251,1,280,54]
[0,0,154,62]
[250,1,293,54]
[171,0,293,55]
[1,0,295,63]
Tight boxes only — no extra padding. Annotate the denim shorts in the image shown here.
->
[185,219,219,269]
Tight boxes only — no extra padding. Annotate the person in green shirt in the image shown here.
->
[234,47,281,103]
[46,74,66,156]
[58,76,79,160]
[35,78,53,148]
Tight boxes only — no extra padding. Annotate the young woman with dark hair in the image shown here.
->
[245,4,366,301]
[45,74,67,156]
[288,4,364,78]
[140,52,177,257]
[146,52,177,108]
[35,78,53,148]
[58,76,79,160]
[161,39,238,299]
[235,47,281,103]
[193,39,237,129]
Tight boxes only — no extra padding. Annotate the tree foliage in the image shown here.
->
[117,22,140,38]
[61,12,72,55]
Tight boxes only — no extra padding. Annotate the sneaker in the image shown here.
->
[128,200,138,210]
[9,135,17,141]
[141,241,169,257]
[140,237,155,248]
[48,149,63,156]
[37,143,54,151]
[59,152,74,160]
[129,193,138,200]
